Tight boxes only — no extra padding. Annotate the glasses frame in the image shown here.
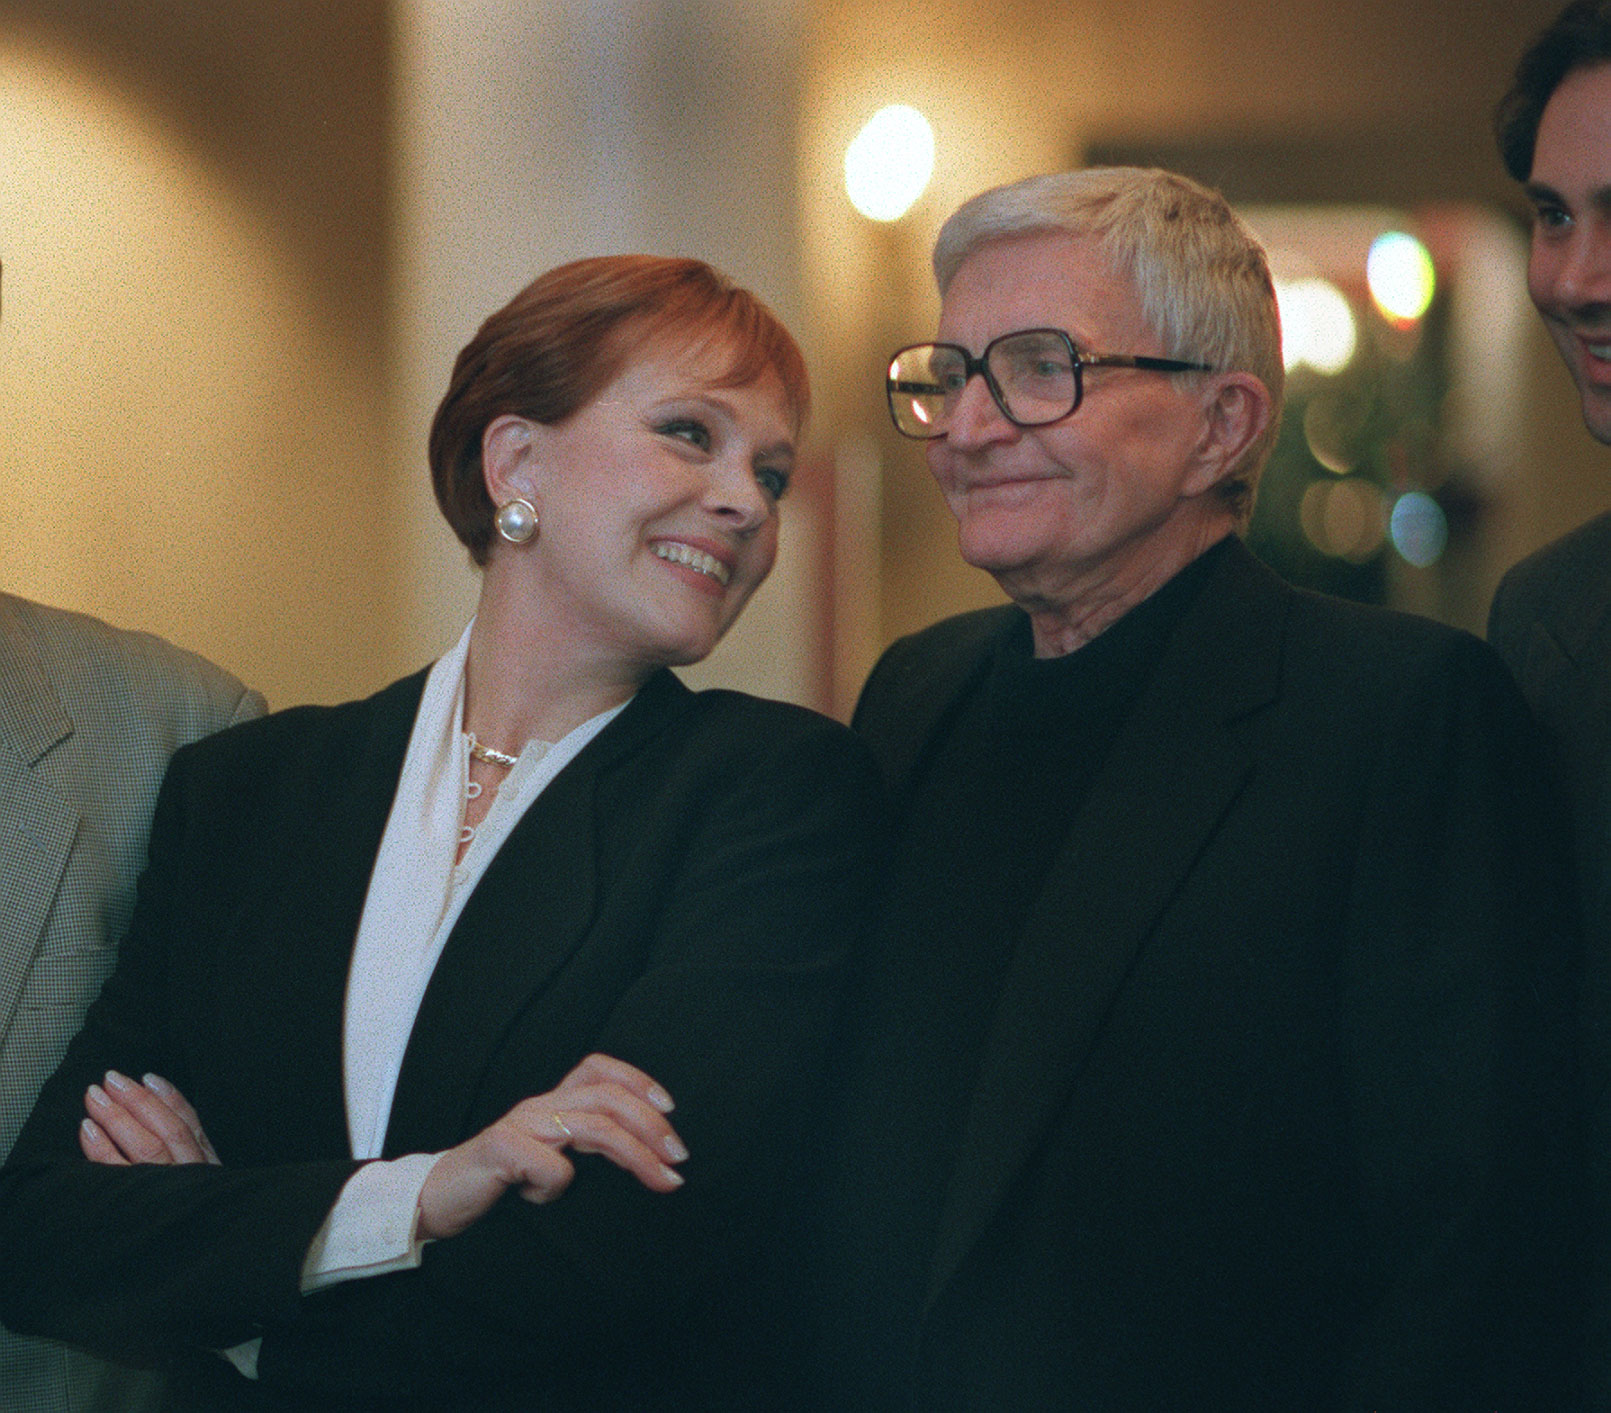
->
[885,327,1213,440]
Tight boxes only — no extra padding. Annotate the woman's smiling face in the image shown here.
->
[503,339,796,675]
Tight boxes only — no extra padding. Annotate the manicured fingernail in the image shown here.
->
[104,1070,132,1093]
[87,1084,109,1108]
[660,1164,685,1186]
[142,1073,173,1095]
[82,1118,102,1141]
[663,1135,689,1163]
[648,1085,674,1113]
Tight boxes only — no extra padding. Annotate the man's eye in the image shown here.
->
[756,466,790,501]
[660,419,712,450]
[1533,203,1572,232]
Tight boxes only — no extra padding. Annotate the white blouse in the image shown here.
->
[224,624,628,1377]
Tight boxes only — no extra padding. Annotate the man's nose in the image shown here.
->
[943,372,1017,448]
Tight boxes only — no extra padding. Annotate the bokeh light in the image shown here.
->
[1299,478,1387,562]
[1276,278,1357,375]
[1367,231,1436,325]
[1302,394,1369,475]
[844,104,935,222]
[1388,490,1448,567]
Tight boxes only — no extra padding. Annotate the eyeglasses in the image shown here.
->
[885,327,1212,440]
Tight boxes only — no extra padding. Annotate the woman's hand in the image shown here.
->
[418,1052,687,1241]
[80,1071,221,1166]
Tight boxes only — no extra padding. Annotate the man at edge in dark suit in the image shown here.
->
[818,166,1581,1409]
[1488,3,1611,1403]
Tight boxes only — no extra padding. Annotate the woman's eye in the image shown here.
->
[756,465,790,501]
[660,419,712,451]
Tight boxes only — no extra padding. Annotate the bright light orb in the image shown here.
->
[845,105,935,222]
[1276,278,1358,375]
[1367,231,1436,324]
[1389,490,1448,567]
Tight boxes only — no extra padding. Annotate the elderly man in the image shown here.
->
[819,167,1580,1410]
[1488,2,1611,1401]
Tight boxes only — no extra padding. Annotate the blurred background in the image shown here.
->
[0,0,1596,717]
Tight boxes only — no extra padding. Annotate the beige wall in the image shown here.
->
[0,4,391,709]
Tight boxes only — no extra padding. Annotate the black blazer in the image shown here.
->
[1490,509,1611,1408]
[823,539,1580,1411]
[0,667,885,1410]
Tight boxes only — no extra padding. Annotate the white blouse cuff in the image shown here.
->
[300,1149,446,1293]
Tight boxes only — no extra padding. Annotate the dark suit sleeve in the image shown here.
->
[1333,632,1582,1408]
[0,748,361,1361]
[256,713,886,1406]
[1490,553,1611,1409]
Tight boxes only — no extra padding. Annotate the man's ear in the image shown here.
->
[1182,373,1273,498]
[481,414,540,508]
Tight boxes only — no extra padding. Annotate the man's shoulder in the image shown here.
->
[1488,511,1611,660]
[1,593,263,736]
[169,667,424,782]
[1502,510,1611,595]
[859,605,1017,704]
[1286,579,1485,665]
[887,604,1020,659]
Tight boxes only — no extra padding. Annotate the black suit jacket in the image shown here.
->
[1490,509,1611,1408]
[0,667,884,1410]
[824,538,1579,1411]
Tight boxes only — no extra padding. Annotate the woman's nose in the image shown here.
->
[705,459,773,532]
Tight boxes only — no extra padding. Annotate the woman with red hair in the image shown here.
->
[0,256,880,1409]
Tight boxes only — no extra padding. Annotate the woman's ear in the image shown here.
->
[481,414,539,509]
[1182,373,1273,499]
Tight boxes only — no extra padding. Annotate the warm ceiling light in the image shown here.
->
[844,104,935,222]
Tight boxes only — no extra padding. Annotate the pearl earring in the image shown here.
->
[494,497,538,544]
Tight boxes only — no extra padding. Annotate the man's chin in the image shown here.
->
[952,513,1051,577]
[1582,390,1611,446]
[955,535,1031,582]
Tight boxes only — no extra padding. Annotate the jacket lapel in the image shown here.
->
[208,672,426,1161]
[383,671,692,1156]
[925,542,1287,1306]
[854,608,1014,810]
[0,599,80,1044]
[1540,533,1611,692]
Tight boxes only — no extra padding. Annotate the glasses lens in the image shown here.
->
[988,330,1077,426]
[888,345,966,438]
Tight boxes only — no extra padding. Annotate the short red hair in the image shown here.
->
[429,255,810,566]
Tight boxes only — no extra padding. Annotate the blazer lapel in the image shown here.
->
[0,599,80,1043]
[209,672,426,1160]
[855,608,1014,811]
[1540,537,1611,692]
[926,542,1286,1306]
[384,671,692,1156]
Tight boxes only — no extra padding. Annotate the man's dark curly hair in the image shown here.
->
[1497,0,1611,181]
